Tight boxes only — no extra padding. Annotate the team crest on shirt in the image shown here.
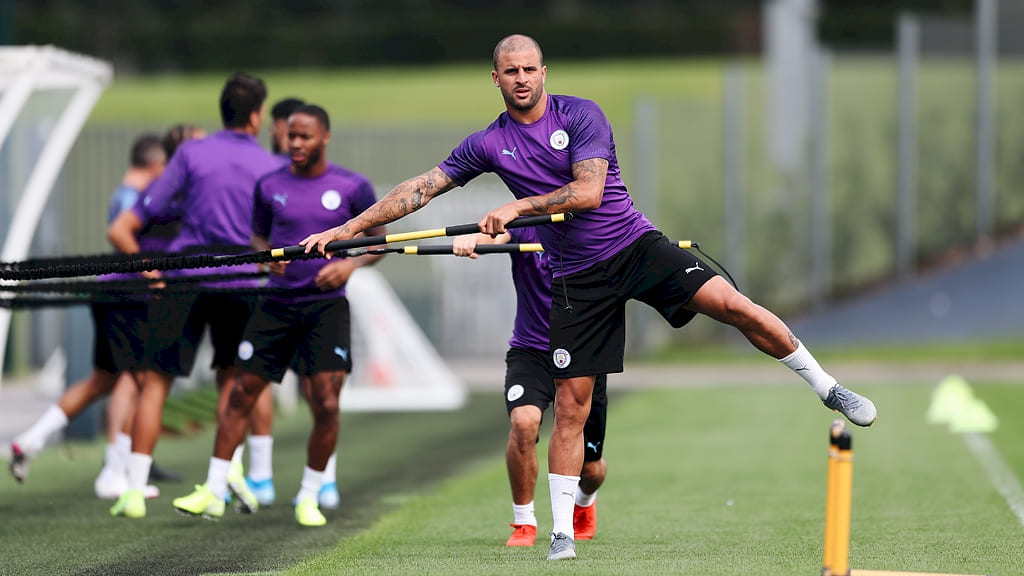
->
[553,348,571,369]
[549,129,569,150]
[321,190,341,210]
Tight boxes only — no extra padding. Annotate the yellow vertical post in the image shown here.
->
[832,424,854,576]
[823,419,845,575]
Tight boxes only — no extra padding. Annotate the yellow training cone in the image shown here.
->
[926,374,973,426]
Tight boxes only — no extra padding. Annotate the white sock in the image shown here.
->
[15,405,69,454]
[779,342,836,400]
[296,466,324,504]
[576,488,597,508]
[115,433,132,463]
[232,443,245,466]
[513,501,537,526]
[102,443,121,474]
[548,473,579,538]
[205,457,231,501]
[323,453,337,485]
[247,435,273,481]
[126,452,152,491]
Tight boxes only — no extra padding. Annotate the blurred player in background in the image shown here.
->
[173,104,382,526]
[453,228,607,546]
[8,131,179,499]
[106,72,278,519]
[301,34,877,561]
[270,97,305,156]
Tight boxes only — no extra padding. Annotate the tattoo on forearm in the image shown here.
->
[356,168,455,230]
[524,157,608,213]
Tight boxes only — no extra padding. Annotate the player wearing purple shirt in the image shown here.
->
[108,73,278,520]
[173,104,383,527]
[9,134,167,496]
[302,35,877,560]
[453,226,609,547]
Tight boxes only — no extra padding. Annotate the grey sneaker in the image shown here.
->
[547,532,576,561]
[9,442,29,483]
[824,384,877,427]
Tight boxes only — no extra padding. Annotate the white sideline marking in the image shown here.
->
[963,432,1024,528]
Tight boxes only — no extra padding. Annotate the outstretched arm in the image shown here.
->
[301,167,457,257]
[478,157,607,235]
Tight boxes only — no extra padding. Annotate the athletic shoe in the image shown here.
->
[93,469,160,500]
[505,523,537,546]
[9,442,29,483]
[148,461,182,483]
[110,489,146,519]
[318,482,340,510]
[823,384,878,427]
[245,476,276,506]
[294,497,326,527]
[228,475,259,514]
[546,532,576,561]
[573,503,597,540]
[172,484,225,519]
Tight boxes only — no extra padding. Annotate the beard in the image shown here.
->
[500,84,542,113]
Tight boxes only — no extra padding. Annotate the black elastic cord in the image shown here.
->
[691,242,738,290]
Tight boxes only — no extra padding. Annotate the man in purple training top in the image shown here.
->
[453,226,608,547]
[173,104,383,527]
[107,72,280,519]
[302,34,877,560]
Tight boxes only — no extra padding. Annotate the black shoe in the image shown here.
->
[148,461,182,483]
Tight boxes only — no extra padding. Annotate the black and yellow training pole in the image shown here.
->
[266,213,572,260]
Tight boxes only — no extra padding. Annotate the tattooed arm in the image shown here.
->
[477,157,608,235]
[301,167,457,257]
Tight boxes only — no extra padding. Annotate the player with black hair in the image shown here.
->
[107,72,279,519]
[174,104,382,526]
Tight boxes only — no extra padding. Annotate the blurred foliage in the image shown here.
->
[10,0,975,72]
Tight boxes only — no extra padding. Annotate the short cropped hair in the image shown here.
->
[492,34,544,70]
[271,98,306,121]
[130,133,165,168]
[292,104,330,132]
[220,72,267,128]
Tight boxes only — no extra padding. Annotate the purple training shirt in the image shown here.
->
[133,130,280,286]
[253,163,377,303]
[438,94,655,277]
[506,227,551,351]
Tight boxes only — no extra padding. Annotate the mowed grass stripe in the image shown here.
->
[0,392,511,576]
[282,384,1024,576]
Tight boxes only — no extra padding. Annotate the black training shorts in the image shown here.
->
[549,230,717,378]
[90,300,149,374]
[236,297,352,383]
[504,346,609,462]
[145,292,255,376]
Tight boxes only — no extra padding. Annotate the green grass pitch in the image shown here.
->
[2,376,1022,575]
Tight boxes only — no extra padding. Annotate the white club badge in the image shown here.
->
[237,340,254,361]
[552,348,571,369]
[507,384,525,402]
[549,129,569,150]
[321,189,342,211]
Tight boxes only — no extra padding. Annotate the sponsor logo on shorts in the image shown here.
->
[237,340,254,361]
[553,348,571,369]
[333,346,349,361]
[586,441,602,453]
[507,384,525,402]
[321,189,342,211]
